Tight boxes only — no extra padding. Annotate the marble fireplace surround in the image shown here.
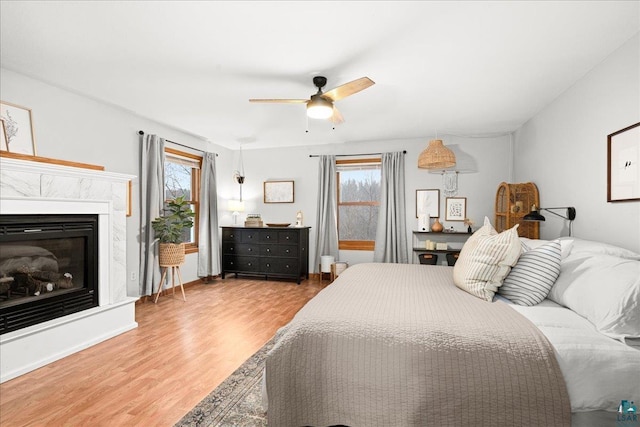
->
[0,156,138,383]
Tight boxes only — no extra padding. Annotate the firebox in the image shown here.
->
[0,214,99,334]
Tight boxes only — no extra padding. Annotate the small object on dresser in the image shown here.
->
[431,218,444,232]
[436,242,448,250]
[244,213,263,227]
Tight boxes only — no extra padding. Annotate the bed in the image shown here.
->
[264,226,640,427]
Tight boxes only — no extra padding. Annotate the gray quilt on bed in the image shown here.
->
[265,263,571,427]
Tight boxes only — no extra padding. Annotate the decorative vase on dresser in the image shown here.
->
[431,218,444,233]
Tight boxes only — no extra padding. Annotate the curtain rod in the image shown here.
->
[138,131,218,156]
[309,150,406,158]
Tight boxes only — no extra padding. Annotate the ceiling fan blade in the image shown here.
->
[330,106,344,124]
[322,77,375,102]
[249,99,308,103]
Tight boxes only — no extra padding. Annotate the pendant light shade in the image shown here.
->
[307,95,334,119]
[417,139,456,169]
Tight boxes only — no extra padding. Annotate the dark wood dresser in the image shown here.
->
[221,226,310,284]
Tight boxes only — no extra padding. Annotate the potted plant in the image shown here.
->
[151,196,195,266]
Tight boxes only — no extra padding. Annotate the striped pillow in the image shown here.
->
[499,240,561,306]
[453,224,522,301]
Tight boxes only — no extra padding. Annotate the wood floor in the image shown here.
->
[0,276,327,426]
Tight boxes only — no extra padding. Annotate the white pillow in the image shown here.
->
[520,237,573,259]
[562,237,640,260]
[549,251,640,342]
[499,240,561,306]
[454,222,522,301]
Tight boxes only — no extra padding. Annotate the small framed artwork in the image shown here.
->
[445,197,467,221]
[416,189,440,218]
[0,119,7,151]
[0,101,37,155]
[264,180,294,203]
[608,122,640,202]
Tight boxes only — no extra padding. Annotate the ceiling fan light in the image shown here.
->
[418,139,456,169]
[307,96,334,119]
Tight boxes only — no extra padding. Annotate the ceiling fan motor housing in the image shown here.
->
[313,76,327,91]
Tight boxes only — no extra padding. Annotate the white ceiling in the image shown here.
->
[1,1,638,150]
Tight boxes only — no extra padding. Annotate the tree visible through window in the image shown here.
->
[337,158,381,251]
[164,147,201,253]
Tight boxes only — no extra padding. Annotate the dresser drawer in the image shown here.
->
[236,243,259,256]
[271,259,299,275]
[278,230,298,244]
[276,244,298,257]
[223,242,238,255]
[241,229,260,243]
[224,255,259,272]
[259,230,278,243]
[222,228,241,242]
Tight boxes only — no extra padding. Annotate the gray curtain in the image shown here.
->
[198,152,220,277]
[313,155,339,273]
[139,134,165,296]
[374,151,408,263]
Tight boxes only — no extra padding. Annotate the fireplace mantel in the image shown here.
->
[0,155,138,383]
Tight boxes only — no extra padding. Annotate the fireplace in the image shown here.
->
[1,155,137,383]
[0,214,99,334]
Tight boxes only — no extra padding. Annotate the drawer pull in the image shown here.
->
[285,249,290,253]
[248,248,252,252]
[230,261,234,265]
[285,264,290,268]
[266,263,270,267]
[247,262,252,266]
[286,236,290,240]
[266,248,271,253]
[266,235,271,239]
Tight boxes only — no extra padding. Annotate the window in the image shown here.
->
[337,158,381,251]
[164,147,202,253]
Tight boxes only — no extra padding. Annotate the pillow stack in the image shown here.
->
[453,217,522,301]
[548,239,640,344]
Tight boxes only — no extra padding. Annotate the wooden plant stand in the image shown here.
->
[154,264,186,303]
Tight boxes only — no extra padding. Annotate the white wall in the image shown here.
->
[0,68,232,295]
[1,68,514,281]
[232,135,511,268]
[513,33,640,252]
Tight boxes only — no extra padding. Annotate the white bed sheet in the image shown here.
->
[508,299,640,413]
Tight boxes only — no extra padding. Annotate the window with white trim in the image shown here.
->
[337,158,381,251]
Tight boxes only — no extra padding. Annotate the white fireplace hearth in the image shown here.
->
[0,156,138,383]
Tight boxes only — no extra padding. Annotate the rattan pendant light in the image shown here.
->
[417,139,456,169]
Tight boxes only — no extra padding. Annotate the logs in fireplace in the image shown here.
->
[0,214,99,334]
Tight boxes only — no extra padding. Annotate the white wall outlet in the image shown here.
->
[130,272,137,281]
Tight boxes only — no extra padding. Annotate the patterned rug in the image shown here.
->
[174,338,274,427]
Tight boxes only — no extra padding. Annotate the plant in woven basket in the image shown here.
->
[152,196,195,266]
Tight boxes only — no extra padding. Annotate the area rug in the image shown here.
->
[174,338,274,427]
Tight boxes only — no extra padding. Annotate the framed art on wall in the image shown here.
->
[264,180,294,203]
[0,101,37,155]
[416,189,440,218]
[0,119,7,151]
[445,197,467,221]
[608,122,640,202]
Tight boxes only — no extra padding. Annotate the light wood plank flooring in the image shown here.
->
[0,276,327,426]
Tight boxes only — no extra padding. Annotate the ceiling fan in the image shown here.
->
[249,76,375,124]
